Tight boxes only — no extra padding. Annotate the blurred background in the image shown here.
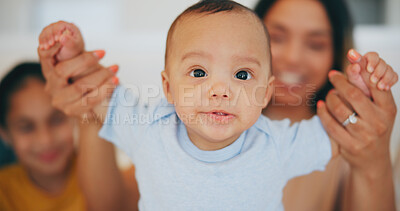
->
[0,0,399,206]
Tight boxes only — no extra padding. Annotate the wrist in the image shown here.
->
[351,156,393,181]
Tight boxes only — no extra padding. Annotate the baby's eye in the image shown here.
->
[189,69,207,78]
[235,70,252,80]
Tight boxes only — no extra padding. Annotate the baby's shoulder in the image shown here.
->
[110,85,176,125]
[252,115,292,135]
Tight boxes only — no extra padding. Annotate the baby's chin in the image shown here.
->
[187,124,242,150]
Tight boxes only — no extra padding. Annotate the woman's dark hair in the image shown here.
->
[0,62,45,128]
[254,0,354,110]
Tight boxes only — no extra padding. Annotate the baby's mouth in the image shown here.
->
[202,110,235,122]
[213,112,229,116]
[206,110,233,116]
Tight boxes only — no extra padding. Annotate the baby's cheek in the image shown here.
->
[248,85,268,107]
[177,85,207,108]
[175,106,198,127]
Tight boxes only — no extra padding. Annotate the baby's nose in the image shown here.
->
[209,83,231,99]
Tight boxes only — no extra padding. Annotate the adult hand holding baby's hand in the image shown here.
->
[38,21,119,120]
[318,70,396,173]
[38,46,119,119]
[317,70,396,210]
[318,49,397,174]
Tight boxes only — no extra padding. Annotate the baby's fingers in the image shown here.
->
[39,25,55,50]
[370,59,387,85]
[52,21,71,41]
[364,52,380,73]
[377,66,398,91]
[345,63,370,96]
[390,70,399,87]
[39,21,78,50]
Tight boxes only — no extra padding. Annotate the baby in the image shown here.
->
[38,0,397,210]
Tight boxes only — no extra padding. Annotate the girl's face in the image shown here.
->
[264,0,334,106]
[3,79,74,176]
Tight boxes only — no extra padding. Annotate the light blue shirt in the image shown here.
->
[99,85,332,211]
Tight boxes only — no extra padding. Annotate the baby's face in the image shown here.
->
[162,12,274,150]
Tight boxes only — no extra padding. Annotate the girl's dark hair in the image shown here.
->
[254,0,354,109]
[0,62,45,128]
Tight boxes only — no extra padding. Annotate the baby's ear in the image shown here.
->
[161,70,174,104]
[263,76,275,108]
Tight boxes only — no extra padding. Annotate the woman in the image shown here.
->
[255,0,396,210]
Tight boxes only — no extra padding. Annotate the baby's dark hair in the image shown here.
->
[0,62,44,128]
[165,0,271,69]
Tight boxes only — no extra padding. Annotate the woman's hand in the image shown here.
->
[317,70,396,211]
[318,71,395,172]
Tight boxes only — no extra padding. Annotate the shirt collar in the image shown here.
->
[177,119,247,163]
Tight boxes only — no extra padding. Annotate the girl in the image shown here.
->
[0,62,85,211]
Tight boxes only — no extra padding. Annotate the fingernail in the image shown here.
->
[109,65,119,73]
[367,65,374,73]
[370,75,378,84]
[112,76,119,85]
[349,49,361,62]
[317,100,324,108]
[328,70,339,78]
[386,85,390,91]
[378,82,385,90]
[93,50,105,59]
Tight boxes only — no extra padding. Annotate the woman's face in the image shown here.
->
[264,0,334,106]
[3,79,74,176]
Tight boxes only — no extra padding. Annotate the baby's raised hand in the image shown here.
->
[38,21,84,63]
[346,49,398,96]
